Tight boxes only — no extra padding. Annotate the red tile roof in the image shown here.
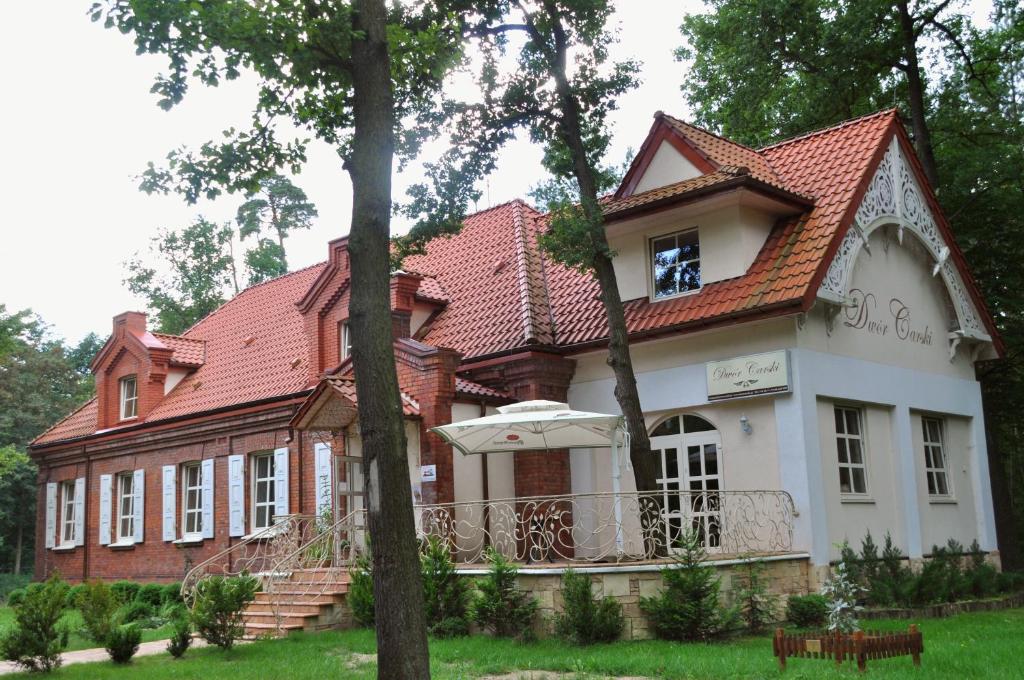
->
[36,109,995,447]
[455,378,510,401]
[323,376,421,417]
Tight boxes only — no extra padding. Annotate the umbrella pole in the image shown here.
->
[612,430,624,555]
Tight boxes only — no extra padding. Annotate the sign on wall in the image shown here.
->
[706,350,790,401]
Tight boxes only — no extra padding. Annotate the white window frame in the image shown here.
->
[181,462,203,539]
[116,472,135,542]
[339,321,351,361]
[119,375,138,420]
[251,452,276,532]
[834,405,869,496]
[922,416,952,498]
[649,228,702,300]
[60,480,76,546]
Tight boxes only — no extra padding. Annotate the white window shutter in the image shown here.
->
[162,465,176,541]
[314,443,333,518]
[45,482,57,549]
[228,455,245,537]
[274,447,289,520]
[73,477,86,546]
[201,458,214,539]
[133,469,145,543]
[99,474,112,545]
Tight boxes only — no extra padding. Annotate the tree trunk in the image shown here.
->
[540,4,658,495]
[897,0,940,188]
[13,524,22,575]
[348,1,431,678]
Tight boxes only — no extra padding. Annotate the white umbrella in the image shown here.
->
[430,400,630,552]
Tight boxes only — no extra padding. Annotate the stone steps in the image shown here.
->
[241,567,350,638]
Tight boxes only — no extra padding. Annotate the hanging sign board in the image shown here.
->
[706,350,790,401]
[420,465,437,483]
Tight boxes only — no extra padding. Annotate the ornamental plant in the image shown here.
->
[348,550,375,628]
[76,580,119,645]
[471,547,538,640]
[553,569,623,645]
[734,557,779,632]
[104,624,142,664]
[0,574,70,672]
[166,615,192,659]
[821,561,864,633]
[420,536,470,637]
[785,594,829,628]
[190,575,258,650]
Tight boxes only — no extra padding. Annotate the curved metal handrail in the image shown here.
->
[180,514,321,605]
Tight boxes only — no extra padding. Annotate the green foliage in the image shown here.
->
[785,594,829,629]
[64,583,88,609]
[471,548,538,640]
[0,574,29,603]
[0,574,70,672]
[733,558,779,632]
[640,530,738,641]
[116,600,156,626]
[76,580,119,645]
[190,575,258,650]
[161,582,184,606]
[236,174,318,279]
[553,569,623,645]
[136,583,165,608]
[966,540,999,598]
[420,536,470,638]
[166,615,192,659]
[104,624,142,664]
[348,551,375,628]
[110,580,141,605]
[5,588,26,607]
[821,561,864,633]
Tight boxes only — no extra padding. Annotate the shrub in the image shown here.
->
[965,540,998,599]
[76,580,119,645]
[821,562,863,633]
[998,571,1024,593]
[136,583,165,608]
[348,551,375,628]
[0,574,30,603]
[421,536,470,637]
[640,530,738,641]
[190,575,258,650]
[734,558,779,632]
[5,588,26,607]
[110,580,141,605]
[116,599,156,625]
[471,548,538,640]
[65,583,89,609]
[0,574,70,672]
[785,594,829,628]
[553,569,623,645]
[105,624,142,664]
[166,616,192,658]
[868,532,913,607]
[160,601,187,622]
[161,582,184,605]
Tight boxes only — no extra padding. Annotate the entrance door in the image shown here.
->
[335,435,367,553]
[649,414,723,550]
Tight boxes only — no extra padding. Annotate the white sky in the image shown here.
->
[0,1,991,344]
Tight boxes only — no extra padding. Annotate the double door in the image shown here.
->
[650,419,723,550]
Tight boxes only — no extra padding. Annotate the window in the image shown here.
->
[60,480,76,545]
[116,472,135,541]
[119,375,138,420]
[251,453,276,531]
[922,417,951,497]
[651,229,701,299]
[182,462,203,537]
[339,321,351,361]
[834,406,868,495]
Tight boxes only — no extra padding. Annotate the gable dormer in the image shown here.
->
[91,312,205,429]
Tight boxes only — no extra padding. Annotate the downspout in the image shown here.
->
[479,401,491,547]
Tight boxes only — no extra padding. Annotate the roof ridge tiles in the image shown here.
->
[759,108,898,151]
[660,112,764,155]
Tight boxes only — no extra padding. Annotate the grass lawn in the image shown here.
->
[0,607,173,653]
[5,608,1021,679]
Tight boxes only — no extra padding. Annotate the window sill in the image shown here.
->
[173,536,205,547]
[108,541,137,550]
[52,544,77,553]
[650,287,702,304]
[840,495,875,505]
[928,497,958,505]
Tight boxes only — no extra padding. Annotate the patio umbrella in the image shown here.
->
[430,400,631,552]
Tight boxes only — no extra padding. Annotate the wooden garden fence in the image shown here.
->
[773,625,923,672]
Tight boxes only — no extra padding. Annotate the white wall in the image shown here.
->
[632,140,701,194]
[911,413,979,552]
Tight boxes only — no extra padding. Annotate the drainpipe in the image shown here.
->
[479,401,491,547]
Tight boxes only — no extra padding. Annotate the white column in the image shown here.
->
[967,407,998,550]
[891,406,923,559]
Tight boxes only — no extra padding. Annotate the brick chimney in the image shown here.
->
[390,271,422,339]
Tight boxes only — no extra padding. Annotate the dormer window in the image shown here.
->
[651,229,701,299]
[119,375,138,420]
[339,321,352,361]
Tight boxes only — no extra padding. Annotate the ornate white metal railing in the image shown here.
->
[180,514,327,605]
[415,490,796,564]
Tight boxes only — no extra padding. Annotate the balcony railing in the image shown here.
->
[415,490,796,565]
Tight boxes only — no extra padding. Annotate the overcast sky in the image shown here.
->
[0,1,991,344]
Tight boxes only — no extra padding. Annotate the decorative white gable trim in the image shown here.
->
[817,139,989,343]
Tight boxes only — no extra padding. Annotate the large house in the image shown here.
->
[30,110,1002,633]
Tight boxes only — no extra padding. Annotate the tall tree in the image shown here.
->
[236,174,318,277]
[0,446,37,575]
[124,218,236,335]
[93,2,469,675]
[677,0,1024,565]
[418,2,660,496]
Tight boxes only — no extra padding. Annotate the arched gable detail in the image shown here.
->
[817,139,988,342]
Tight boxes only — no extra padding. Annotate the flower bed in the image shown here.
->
[773,625,923,672]
[859,591,1024,620]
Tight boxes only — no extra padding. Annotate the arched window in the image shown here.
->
[649,413,722,549]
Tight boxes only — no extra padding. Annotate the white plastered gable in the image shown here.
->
[632,140,703,194]
[817,138,991,354]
